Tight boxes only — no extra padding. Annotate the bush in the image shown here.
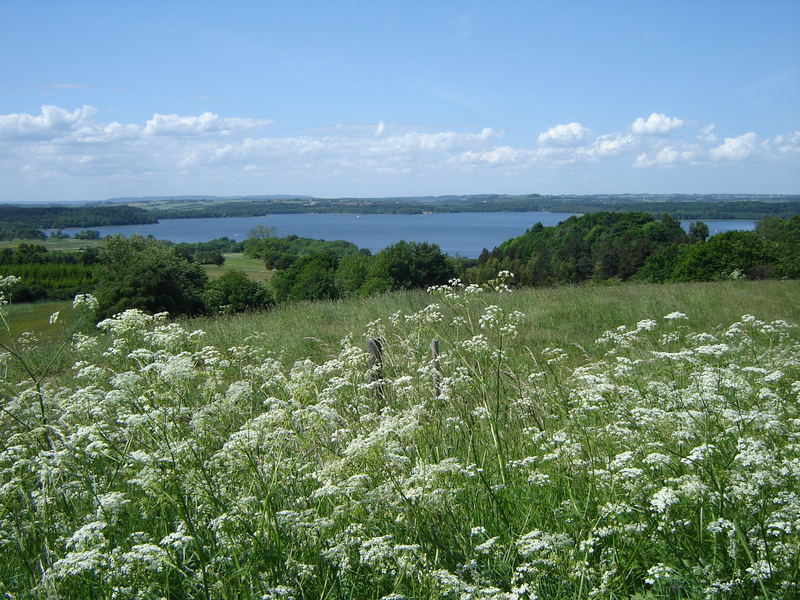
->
[272,252,339,302]
[94,235,208,319]
[204,270,273,314]
[367,240,454,291]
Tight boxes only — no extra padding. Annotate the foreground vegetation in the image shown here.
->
[1,277,798,598]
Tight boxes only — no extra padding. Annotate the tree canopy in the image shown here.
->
[94,235,208,319]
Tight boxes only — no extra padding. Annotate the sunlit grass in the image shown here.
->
[0,238,105,251]
[0,299,73,344]
[187,279,800,364]
[203,252,273,282]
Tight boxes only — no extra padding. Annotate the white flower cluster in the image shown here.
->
[0,290,797,599]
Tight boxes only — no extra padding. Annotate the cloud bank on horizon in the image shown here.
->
[1,105,797,201]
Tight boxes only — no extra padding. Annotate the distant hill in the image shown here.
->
[104,195,314,203]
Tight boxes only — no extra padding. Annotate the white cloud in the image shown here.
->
[537,122,592,146]
[457,146,528,165]
[375,120,386,136]
[634,146,696,168]
[768,131,800,157]
[582,134,636,159]
[631,113,684,135]
[0,105,96,140]
[710,132,758,160]
[143,112,272,136]
[697,124,717,143]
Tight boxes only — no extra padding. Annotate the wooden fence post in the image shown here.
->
[431,338,442,396]
[366,337,385,397]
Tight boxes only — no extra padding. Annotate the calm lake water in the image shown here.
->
[61,212,756,257]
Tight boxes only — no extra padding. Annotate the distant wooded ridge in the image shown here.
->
[125,193,800,220]
[0,194,798,241]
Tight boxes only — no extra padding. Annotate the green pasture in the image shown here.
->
[0,238,105,251]
[0,299,74,344]
[202,252,273,282]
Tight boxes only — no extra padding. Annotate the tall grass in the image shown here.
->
[187,279,800,364]
[0,276,798,599]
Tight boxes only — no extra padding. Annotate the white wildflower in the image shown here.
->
[650,487,680,513]
[663,311,688,320]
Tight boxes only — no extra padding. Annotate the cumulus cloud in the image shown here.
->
[710,132,758,160]
[0,105,96,140]
[631,113,684,135]
[634,146,696,168]
[537,122,592,146]
[375,120,386,136]
[143,112,272,136]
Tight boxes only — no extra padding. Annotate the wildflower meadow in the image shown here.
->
[0,273,798,599]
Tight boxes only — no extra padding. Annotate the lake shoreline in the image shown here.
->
[52,212,757,258]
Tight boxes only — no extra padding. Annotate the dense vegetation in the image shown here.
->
[1,276,798,598]
[0,205,157,240]
[0,222,48,241]
[175,237,245,266]
[0,243,97,302]
[243,231,362,269]
[467,212,800,287]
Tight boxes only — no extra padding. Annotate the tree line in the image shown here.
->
[3,212,799,319]
[0,205,156,240]
[87,235,455,319]
[148,195,800,220]
[0,244,98,301]
[466,212,800,286]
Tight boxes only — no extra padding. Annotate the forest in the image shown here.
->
[0,205,157,240]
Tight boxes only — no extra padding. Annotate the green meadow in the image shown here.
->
[0,238,105,251]
[203,252,274,282]
[186,279,800,364]
[1,278,799,598]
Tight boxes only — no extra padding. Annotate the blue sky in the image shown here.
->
[1,0,798,202]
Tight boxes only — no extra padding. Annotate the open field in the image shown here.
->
[2,279,799,598]
[0,238,105,251]
[0,299,73,344]
[202,252,273,282]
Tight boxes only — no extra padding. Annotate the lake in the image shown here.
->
[59,212,756,257]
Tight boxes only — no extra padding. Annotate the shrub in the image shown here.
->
[94,235,208,319]
[204,270,273,314]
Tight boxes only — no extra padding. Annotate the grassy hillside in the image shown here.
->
[1,279,798,598]
[186,279,800,363]
[0,299,73,344]
[202,252,273,282]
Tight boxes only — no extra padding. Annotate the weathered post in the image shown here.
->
[431,338,442,396]
[366,337,385,398]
